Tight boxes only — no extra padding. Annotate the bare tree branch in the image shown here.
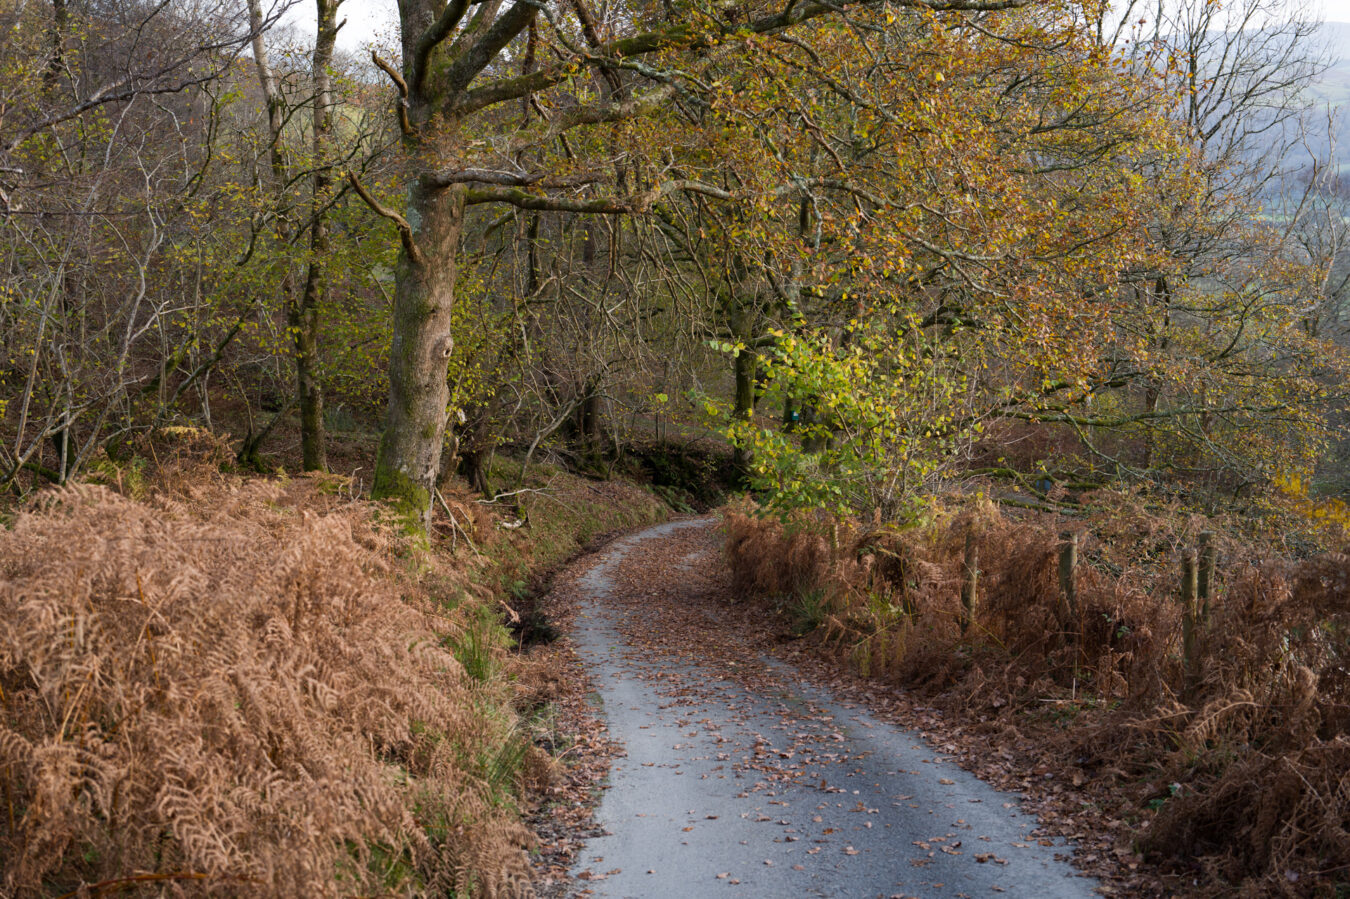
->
[347,172,426,265]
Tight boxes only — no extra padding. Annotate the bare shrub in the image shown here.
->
[0,474,534,897]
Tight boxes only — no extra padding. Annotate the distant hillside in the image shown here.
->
[1228,21,1350,183]
[1309,22,1350,111]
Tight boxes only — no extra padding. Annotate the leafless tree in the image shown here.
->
[0,0,295,486]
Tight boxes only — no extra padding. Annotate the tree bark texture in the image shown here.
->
[294,0,341,472]
[372,178,466,529]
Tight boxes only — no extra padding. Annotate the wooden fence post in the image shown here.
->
[1058,531,1078,622]
[961,530,979,635]
[1198,531,1215,623]
[1181,549,1200,700]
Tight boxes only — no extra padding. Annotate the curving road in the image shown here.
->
[565,518,1099,899]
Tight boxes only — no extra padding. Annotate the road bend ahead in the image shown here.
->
[564,518,1098,899]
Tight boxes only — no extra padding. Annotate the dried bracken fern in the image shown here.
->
[725,498,1350,895]
[0,474,535,897]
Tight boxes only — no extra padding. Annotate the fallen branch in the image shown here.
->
[476,484,554,504]
[435,488,481,556]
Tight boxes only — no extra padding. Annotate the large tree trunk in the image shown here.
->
[372,179,466,529]
[733,349,757,420]
[728,294,758,472]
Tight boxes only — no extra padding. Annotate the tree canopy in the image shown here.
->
[0,0,1344,529]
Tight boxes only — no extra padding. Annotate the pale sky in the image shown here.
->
[331,0,398,53]
[1321,0,1350,23]
[278,0,1350,55]
[275,0,396,54]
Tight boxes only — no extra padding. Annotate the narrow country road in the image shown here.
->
[560,518,1100,899]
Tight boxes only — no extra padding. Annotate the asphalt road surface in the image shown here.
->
[566,519,1100,899]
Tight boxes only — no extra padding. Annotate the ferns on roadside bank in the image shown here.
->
[724,500,1350,896]
[0,470,534,897]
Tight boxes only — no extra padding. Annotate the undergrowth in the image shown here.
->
[725,495,1350,897]
[0,445,551,898]
[0,429,670,897]
[477,457,668,601]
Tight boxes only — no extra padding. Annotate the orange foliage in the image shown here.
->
[0,471,533,897]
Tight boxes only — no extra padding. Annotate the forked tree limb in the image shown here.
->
[346,172,426,265]
[370,51,415,134]
[442,0,540,98]
[410,0,473,97]
[464,179,734,213]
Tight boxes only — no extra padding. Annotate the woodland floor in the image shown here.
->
[525,518,1157,898]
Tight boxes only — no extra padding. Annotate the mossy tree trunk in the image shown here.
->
[293,0,340,473]
[362,0,539,533]
[371,177,467,531]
